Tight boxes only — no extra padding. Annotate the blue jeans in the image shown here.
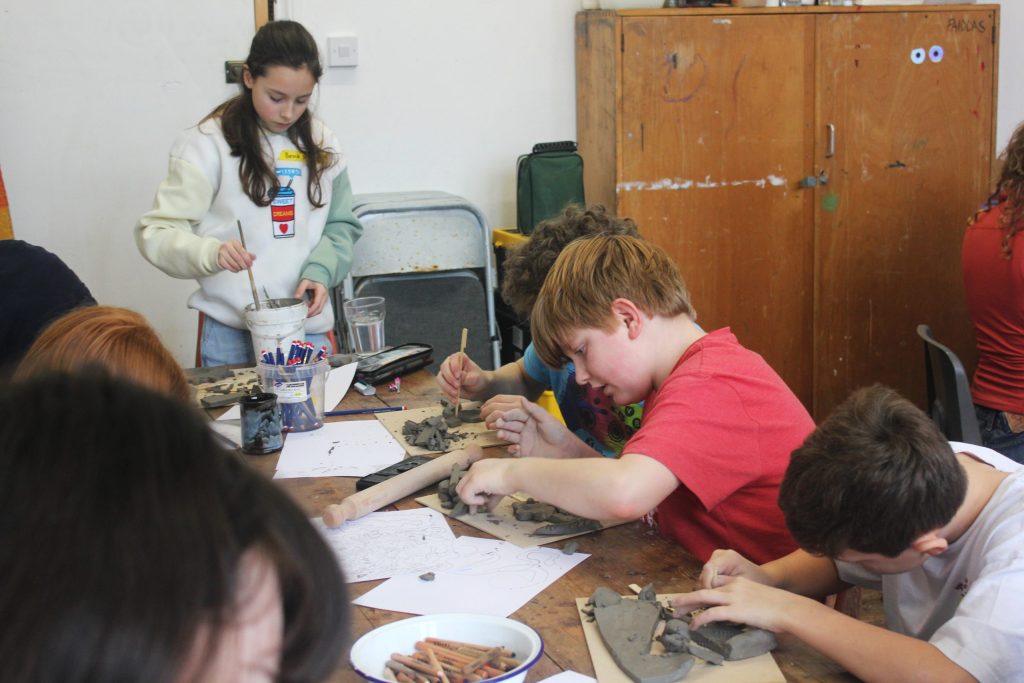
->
[974,404,1024,464]
[200,316,331,367]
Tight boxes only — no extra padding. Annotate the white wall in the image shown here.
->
[0,1,1020,364]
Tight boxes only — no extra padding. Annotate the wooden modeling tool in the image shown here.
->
[237,219,260,311]
[454,327,468,416]
[322,444,484,528]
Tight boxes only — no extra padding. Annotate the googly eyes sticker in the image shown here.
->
[929,45,944,63]
[911,48,926,65]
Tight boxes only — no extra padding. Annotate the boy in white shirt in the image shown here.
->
[674,384,1024,683]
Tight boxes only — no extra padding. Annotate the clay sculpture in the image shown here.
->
[437,463,472,517]
[588,587,695,683]
[441,400,483,427]
[512,498,603,536]
[684,618,778,661]
[402,415,469,452]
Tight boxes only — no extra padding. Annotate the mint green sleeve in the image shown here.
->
[300,167,363,288]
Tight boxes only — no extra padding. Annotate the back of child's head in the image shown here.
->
[531,234,695,368]
[780,384,967,558]
[13,305,191,403]
[501,204,641,318]
[0,369,348,683]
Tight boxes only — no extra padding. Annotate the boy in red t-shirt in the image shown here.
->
[456,235,813,563]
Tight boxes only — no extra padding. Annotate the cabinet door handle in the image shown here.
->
[826,123,836,159]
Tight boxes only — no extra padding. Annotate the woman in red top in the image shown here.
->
[962,121,1024,463]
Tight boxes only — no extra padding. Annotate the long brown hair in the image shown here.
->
[14,306,191,403]
[204,20,332,208]
[980,121,1024,258]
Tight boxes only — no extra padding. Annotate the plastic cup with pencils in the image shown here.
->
[256,355,329,432]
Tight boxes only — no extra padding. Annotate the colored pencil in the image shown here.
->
[324,406,406,417]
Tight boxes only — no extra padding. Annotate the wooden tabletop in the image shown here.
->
[238,369,862,683]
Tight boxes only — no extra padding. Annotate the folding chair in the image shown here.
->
[916,324,983,445]
[334,192,500,372]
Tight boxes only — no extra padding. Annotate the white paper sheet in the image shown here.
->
[274,419,404,479]
[324,361,358,411]
[313,508,473,583]
[537,673,596,683]
[353,536,589,617]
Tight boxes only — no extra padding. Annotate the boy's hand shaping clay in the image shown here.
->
[671,577,798,634]
[437,352,487,402]
[698,549,771,589]
[454,457,514,510]
[487,397,573,458]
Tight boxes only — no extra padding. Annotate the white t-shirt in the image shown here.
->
[837,442,1024,682]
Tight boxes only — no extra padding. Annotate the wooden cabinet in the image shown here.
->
[576,5,997,419]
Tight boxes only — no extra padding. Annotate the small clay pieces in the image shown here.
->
[402,415,468,452]
[441,399,483,426]
[685,618,778,661]
[533,517,603,536]
[437,464,474,517]
[588,588,694,683]
[659,620,724,665]
[419,572,435,582]
[561,540,580,555]
[511,498,603,536]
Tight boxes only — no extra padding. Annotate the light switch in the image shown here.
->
[327,35,358,68]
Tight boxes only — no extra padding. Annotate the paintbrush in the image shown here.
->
[454,327,468,416]
[237,219,260,311]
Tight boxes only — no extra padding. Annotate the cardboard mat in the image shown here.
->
[187,366,261,410]
[376,402,506,455]
[575,594,785,683]
[416,492,623,548]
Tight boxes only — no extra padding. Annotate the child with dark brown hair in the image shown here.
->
[0,370,349,682]
[437,204,644,457]
[674,384,1023,682]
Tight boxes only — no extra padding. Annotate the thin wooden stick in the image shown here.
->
[454,327,468,416]
[237,219,260,311]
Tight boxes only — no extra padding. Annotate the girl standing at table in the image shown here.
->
[136,20,362,367]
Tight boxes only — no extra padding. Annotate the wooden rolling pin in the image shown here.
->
[322,444,484,528]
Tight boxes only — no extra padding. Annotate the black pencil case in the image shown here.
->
[354,343,433,385]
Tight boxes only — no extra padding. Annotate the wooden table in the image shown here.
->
[239,369,862,682]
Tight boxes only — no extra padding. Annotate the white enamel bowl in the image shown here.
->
[349,613,544,683]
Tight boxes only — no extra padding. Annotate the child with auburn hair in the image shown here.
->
[456,235,813,564]
[0,370,349,683]
[674,384,1023,682]
[437,204,644,457]
[963,119,1024,462]
[136,20,362,366]
[15,305,191,403]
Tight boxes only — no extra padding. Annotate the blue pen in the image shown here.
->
[324,406,406,417]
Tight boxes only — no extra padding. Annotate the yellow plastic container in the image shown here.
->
[492,227,529,250]
[537,390,565,424]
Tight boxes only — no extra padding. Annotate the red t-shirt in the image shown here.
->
[962,203,1024,414]
[623,328,813,564]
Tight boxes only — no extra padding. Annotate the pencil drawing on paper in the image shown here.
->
[314,509,475,583]
[446,546,563,590]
